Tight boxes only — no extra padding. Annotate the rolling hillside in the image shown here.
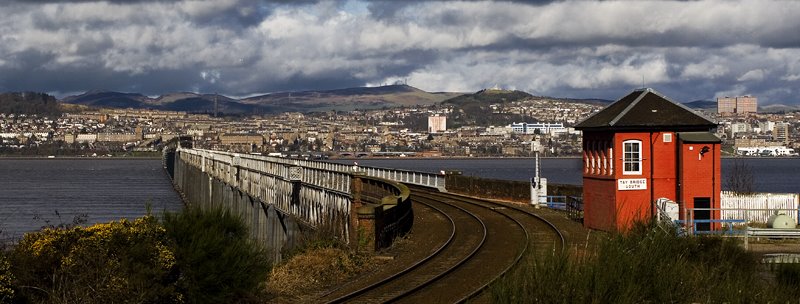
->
[60,85,462,114]
[441,89,535,127]
[242,85,461,112]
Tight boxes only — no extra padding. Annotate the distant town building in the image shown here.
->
[736,96,758,113]
[728,122,750,137]
[97,132,140,142]
[428,115,447,133]
[509,122,566,135]
[774,122,790,144]
[717,97,736,114]
[757,121,775,134]
[219,133,264,150]
[75,133,97,143]
[63,133,75,144]
[717,96,757,114]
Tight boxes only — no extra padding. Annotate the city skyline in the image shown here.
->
[2,0,800,105]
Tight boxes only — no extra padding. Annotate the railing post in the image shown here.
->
[350,171,367,249]
[289,165,302,208]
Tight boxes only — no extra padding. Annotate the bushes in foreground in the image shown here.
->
[492,222,800,303]
[3,207,271,304]
[9,216,178,303]
[164,207,271,304]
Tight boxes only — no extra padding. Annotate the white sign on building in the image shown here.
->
[618,178,647,190]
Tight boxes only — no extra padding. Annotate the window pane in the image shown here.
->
[622,141,641,174]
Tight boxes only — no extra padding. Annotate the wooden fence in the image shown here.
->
[720,191,799,224]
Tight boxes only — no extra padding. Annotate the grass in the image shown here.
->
[491,221,800,303]
[266,217,369,301]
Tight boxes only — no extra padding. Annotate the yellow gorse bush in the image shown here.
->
[11,215,181,303]
[0,255,13,301]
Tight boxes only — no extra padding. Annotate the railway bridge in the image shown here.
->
[162,139,568,300]
[162,142,445,261]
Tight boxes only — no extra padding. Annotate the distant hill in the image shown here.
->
[242,85,461,112]
[683,100,717,110]
[62,91,271,115]
[759,104,800,113]
[60,85,462,114]
[62,90,150,108]
[440,89,535,128]
[0,92,61,116]
[442,88,533,107]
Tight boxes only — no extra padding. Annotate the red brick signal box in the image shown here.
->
[575,88,721,231]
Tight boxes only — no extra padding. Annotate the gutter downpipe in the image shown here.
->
[650,131,655,220]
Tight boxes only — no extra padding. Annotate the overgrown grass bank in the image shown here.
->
[1,206,272,304]
[267,220,370,302]
[492,222,800,303]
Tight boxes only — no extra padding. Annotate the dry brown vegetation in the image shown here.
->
[267,247,366,302]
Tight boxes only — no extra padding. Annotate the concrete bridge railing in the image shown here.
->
[188,149,447,190]
[163,145,415,260]
[358,165,446,190]
[353,173,414,250]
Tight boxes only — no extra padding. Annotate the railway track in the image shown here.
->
[318,186,565,303]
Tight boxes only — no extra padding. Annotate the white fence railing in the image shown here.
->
[721,191,800,224]
[189,149,446,189]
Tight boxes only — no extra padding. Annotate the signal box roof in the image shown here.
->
[678,132,722,143]
[575,88,717,131]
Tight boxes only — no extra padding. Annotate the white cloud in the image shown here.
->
[715,85,748,99]
[680,62,728,79]
[737,69,766,82]
[782,74,800,81]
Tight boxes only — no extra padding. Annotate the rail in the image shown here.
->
[744,228,800,250]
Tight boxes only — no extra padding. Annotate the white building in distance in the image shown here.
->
[509,122,567,135]
[428,115,447,133]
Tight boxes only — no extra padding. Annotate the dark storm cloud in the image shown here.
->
[1,0,799,104]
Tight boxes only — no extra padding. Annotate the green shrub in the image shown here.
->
[9,215,179,303]
[163,206,271,304]
[492,221,800,303]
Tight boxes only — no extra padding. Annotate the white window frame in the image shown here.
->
[663,133,672,143]
[622,140,642,175]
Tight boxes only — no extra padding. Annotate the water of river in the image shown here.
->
[0,159,183,242]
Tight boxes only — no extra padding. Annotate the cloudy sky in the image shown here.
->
[2,0,800,104]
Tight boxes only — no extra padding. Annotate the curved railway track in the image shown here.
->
[318,186,565,303]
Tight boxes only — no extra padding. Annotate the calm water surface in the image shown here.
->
[335,157,800,194]
[0,159,183,242]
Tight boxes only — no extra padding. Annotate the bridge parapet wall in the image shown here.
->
[169,148,413,254]
[358,165,445,190]
[177,148,353,227]
[353,173,413,250]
